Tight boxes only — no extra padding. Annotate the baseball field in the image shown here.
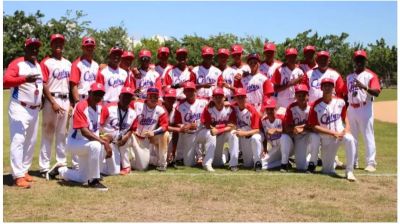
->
[2,89,397,222]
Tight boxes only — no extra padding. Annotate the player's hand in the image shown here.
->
[203,83,212,88]
[189,123,197,130]
[143,130,155,137]
[68,107,73,118]
[25,74,41,83]
[117,134,130,146]
[289,76,303,86]
[180,124,190,133]
[234,73,242,81]
[210,127,218,136]
[333,131,345,140]
[104,143,112,159]
[235,130,247,137]
[354,79,367,90]
[293,126,304,135]
[51,102,66,115]
[267,128,276,135]
[132,67,141,78]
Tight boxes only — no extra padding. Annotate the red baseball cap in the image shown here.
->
[139,49,152,58]
[321,78,335,86]
[231,44,243,55]
[303,45,316,53]
[234,88,247,97]
[121,86,134,95]
[218,48,230,56]
[158,47,170,55]
[247,53,261,62]
[82,37,96,46]
[183,82,196,90]
[90,82,105,93]
[176,48,188,55]
[263,42,276,52]
[317,51,330,58]
[202,46,214,56]
[262,98,276,109]
[50,34,65,43]
[285,48,298,56]
[24,37,41,48]
[294,84,309,93]
[121,51,135,59]
[163,88,177,98]
[354,50,367,59]
[212,88,225,96]
[147,87,160,95]
[109,46,124,55]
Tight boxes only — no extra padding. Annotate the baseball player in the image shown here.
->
[163,48,196,99]
[230,44,251,75]
[231,88,263,171]
[4,37,43,188]
[96,45,129,103]
[38,34,71,176]
[155,47,173,84]
[308,78,356,181]
[272,48,306,108]
[234,53,274,112]
[345,50,381,172]
[132,88,169,171]
[192,46,222,99]
[202,88,239,171]
[70,37,99,105]
[299,45,317,73]
[305,51,345,103]
[173,82,212,167]
[100,87,137,176]
[259,42,283,80]
[216,48,237,102]
[130,49,162,99]
[47,83,112,190]
[119,50,136,90]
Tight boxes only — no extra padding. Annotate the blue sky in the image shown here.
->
[3,1,397,46]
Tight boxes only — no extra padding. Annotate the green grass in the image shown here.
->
[2,90,397,222]
[375,88,397,102]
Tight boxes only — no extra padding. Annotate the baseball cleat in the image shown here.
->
[39,171,48,178]
[230,166,239,172]
[88,179,108,191]
[203,165,215,172]
[317,158,323,166]
[24,173,33,182]
[46,163,61,181]
[156,166,167,172]
[346,171,357,182]
[306,162,316,174]
[175,159,184,166]
[280,163,289,173]
[15,177,31,189]
[354,163,359,169]
[364,165,376,172]
[119,167,131,175]
[254,161,262,172]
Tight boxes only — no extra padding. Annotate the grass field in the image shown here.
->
[375,88,397,102]
[2,90,397,222]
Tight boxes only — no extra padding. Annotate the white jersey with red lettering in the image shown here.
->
[133,68,161,99]
[70,57,99,96]
[218,66,237,100]
[173,98,208,133]
[237,73,270,110]
[272,65,305,107]
[193,65,222,99]
[259,60,282,80]
[308,97,346,135]
[231,63,251,75]
[100,103,137,141]
[346,69,381,105]
[96,66,128,103]
[40,56,71,94]
[261,116,283,144]
[284,102,311,127]
[155,64,173,84]
[306,68,345,103]
[202,104,236,127]
[164,66,196,99]
[133,101,168,137]
[5,57,44,105]
[232,103,260,131]
[69,100,102,140]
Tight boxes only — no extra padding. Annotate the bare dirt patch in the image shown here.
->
[374,101,397,123]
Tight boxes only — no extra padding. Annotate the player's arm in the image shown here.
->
[236,106,261,137]
[3,60,40,88]
[272,69,289,92]
[69,62,81,106]
[308,105,341,137]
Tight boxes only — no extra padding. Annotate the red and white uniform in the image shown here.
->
[70,57,99,99]
[133,101,168,137]
[131,69,162,99]
[39,56,72,172]
[299,62,317,74]
[308,97,355,173]
[96,66,128,103]
[193,65,222,99]
[345,69,381,167]
[164,66,196,99]
[272,65,305,108]
[155,63,173,84]
[259,60,282,80]
[217,67,237,101]
[305,68,345,103]
[260,116,285,169]
[174,98,209,133]
[232,103,262,167]
[4,57,44,179]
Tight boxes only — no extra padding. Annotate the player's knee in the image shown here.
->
[89,141,102,153]
[343,133,355,143]
[250,133,262,142]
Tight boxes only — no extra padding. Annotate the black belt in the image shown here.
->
[51,93,69,99]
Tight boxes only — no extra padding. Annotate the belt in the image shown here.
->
[135,133,146,140]
[350,102,367,108]
[19,101,40,110]
[51,92,69,99]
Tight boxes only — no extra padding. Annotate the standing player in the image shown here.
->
[193,46,222,99]
[299,45,317,73]
[230,44,251,75]
[38,34,71,176]
[259,42,282,80]
[216,48,237,102]
[345,50,381,172]
[155,47,173,84]
[4,37,43,188]
[232,88,263,171]
[308,78,356,181]
[119,50,135,90]
[96,45,128,103]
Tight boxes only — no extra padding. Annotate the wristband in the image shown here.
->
[215,124,226,129]
[216,127,225,135]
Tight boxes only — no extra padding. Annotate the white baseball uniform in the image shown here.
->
[260,116,285,169]
[308,97,356,173]
[259,60,283,80]
[4,57,44,179]
[272,64,305,108]
[39,56,71,172]
[345,69,381,167]
[70,57,99,100]
[192,65,222,99]
[232,103,262,168]
[299,62,317,74]
[305,67,345,103]
[231,63,251,75]
[163,66,196,100]
[130,68,162,99]
[217,66,237,101]
[155,63,173,85]
[96,66,129,103]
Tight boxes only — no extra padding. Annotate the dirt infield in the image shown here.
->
[373,101,397,123]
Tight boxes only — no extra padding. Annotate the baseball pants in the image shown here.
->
[261,142,283,170]
[212,131,239,167]
[239,133,263,168]
[132,132,169,170]
[8,99,40,179]
[101,138,133,175]
[281,133,319,170]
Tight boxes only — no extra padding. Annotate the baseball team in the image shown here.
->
[4,34,381,191]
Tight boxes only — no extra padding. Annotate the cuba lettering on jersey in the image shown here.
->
[100,103,137,141]
[218,67,236,99]
[306,68,345,103]
[155,64,172,84]
[40,56,71,94]
[70,57,99,96]
[96,66,128,102]
[133,101,168,137]
[173,98,208,133]
[164,66,196,99]
[261,116,283,142]
[231,63,251,75]
[308,97,347,134]
[236,73,272,107]
[346,69,381,105]
[259,60,282,80]
[284,102,311,127]
[133,69,161,99]
[193,65,222,98]
[272,65,304,101]
[70,100,102,140]
[4,57,44,105]
[202,104,237,128]
[232,103,260,131]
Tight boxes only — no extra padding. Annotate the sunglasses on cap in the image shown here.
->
[84,39,95,45]
[141,57,151,61]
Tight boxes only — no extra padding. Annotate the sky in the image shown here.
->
[3,1,398,46]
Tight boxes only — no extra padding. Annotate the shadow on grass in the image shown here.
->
[3,174,13,186]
